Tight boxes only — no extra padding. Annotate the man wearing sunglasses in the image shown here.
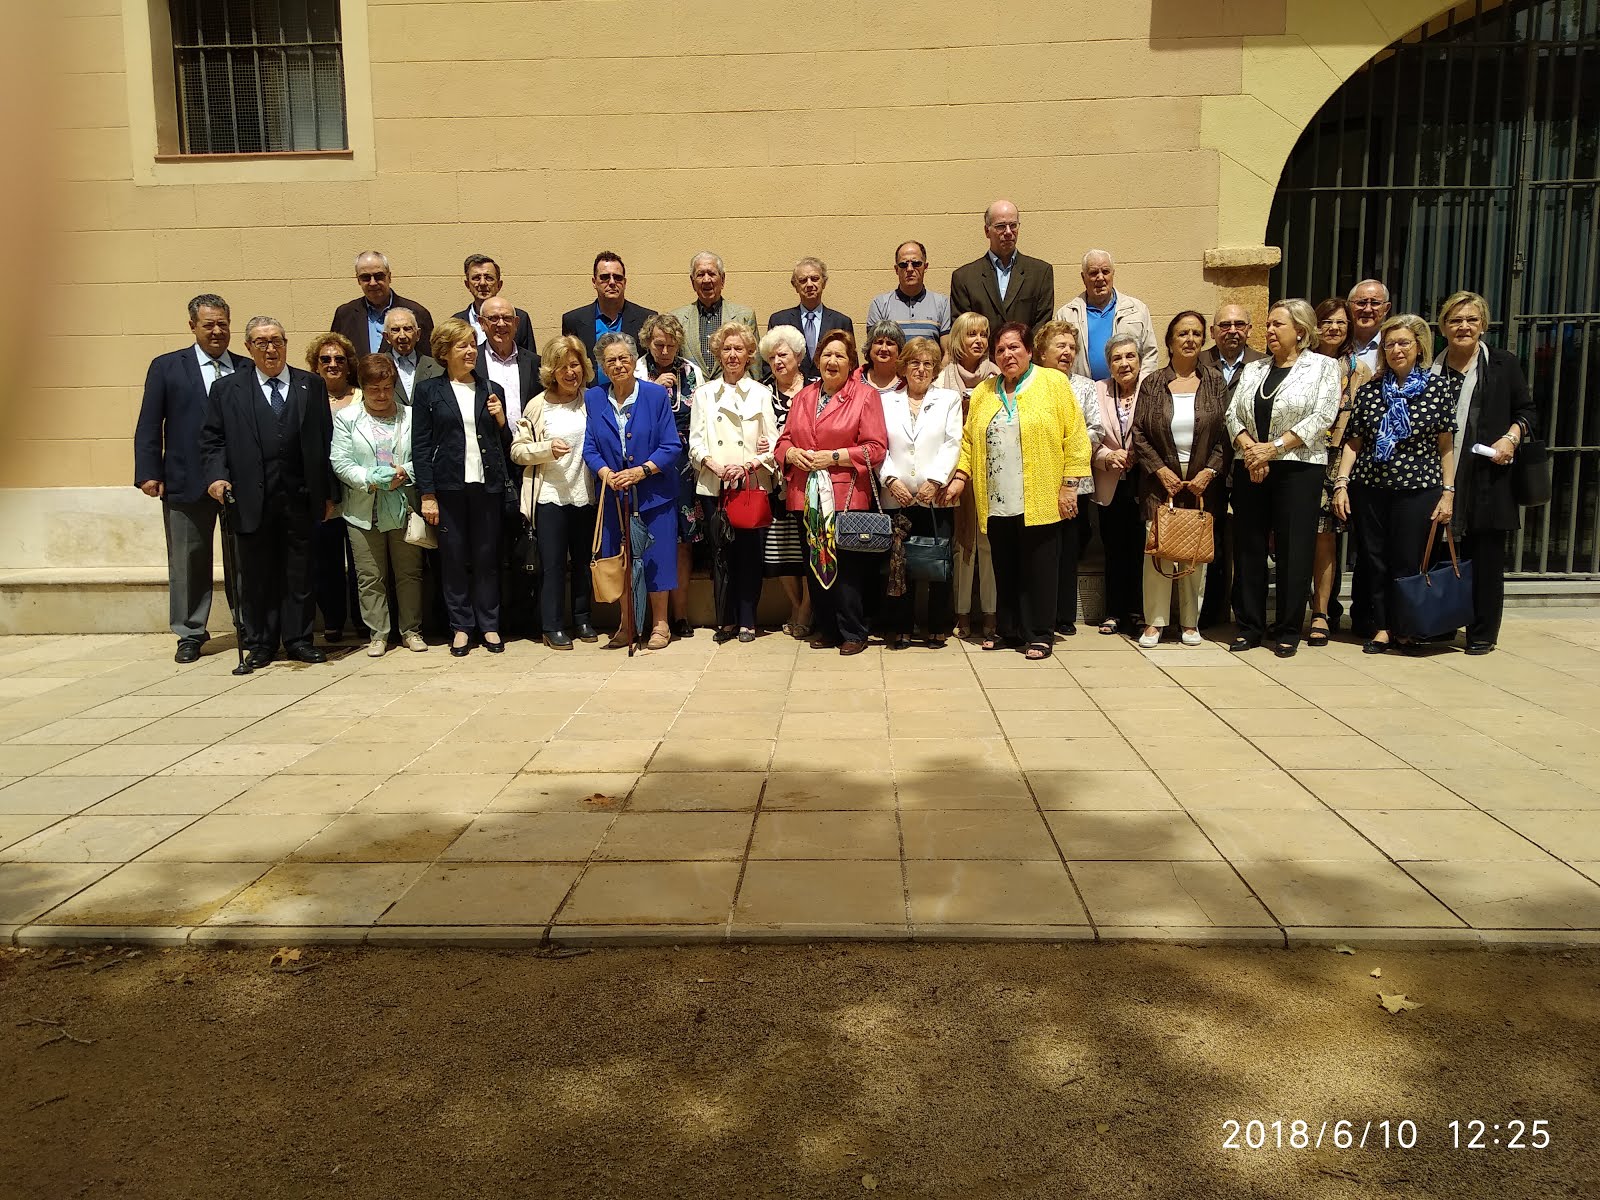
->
[559,251,656,364]
[867,241,952,346]
[329,251,435,357]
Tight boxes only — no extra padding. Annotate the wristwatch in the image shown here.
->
[1272,437,1287,454]
[831,450,841,465]
[642,463,656,477]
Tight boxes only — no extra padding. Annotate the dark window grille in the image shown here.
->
[1268,0,1600,578]
[170,0,347,154]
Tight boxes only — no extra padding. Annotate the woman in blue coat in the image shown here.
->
[585,332,684,650]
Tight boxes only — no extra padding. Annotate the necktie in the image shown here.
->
[211,359,227,385]
[268,377,285,418]
[804,311,818,360]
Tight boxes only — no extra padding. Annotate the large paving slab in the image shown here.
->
[2,617,1600,948]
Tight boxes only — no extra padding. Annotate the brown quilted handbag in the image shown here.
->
[1145,496,1214,579]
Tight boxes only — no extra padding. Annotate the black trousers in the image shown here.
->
[1099,478,1144,626]
[312,514,360,635]
[1055,504,1094,629]
[1231,460,1322,646]
[714,524,768,630]
[1350,483,1442,636]
[437,484,503,635]
[809,549,875,644]
[886,506,955,636]
[988,514,1061,647]
[534,502,596,634]
[1199,493,1233,628]
[235,498,315,653]
[1462,529,1508,644]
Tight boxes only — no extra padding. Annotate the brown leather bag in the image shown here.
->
[1145,496,1214,579]
[590,487,628,603]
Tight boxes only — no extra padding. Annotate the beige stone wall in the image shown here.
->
[12,0,1456,493]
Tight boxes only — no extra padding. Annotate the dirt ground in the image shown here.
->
[1,942,1596,1199]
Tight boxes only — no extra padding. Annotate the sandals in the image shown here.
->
[1024,642,1052,660]
[1307,612,1330,648]
[1098,618,1121,636]
[981,635,1003,651]
[926,635,948,650]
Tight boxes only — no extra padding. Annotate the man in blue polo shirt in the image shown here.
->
[1055,250,1158,382]
[867,241,952,346]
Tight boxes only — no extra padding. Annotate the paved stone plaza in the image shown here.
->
[2,618,1599,949]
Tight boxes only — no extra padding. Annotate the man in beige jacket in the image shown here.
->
[1055,250,1158,383]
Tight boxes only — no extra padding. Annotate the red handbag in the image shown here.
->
[722,477,773,530]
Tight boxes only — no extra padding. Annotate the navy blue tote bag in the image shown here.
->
[1392,519,1475,639]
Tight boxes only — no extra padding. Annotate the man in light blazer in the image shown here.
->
[949,200,1055,344]
[559,251,655,364]
[669,251,757,379]
[134,293,254,662]
[767,256,854,378]
[330,251,435,356]
[1197,303,1266,628]
[202,316,339,668]
[1055,250,1158,382]
[454,253,535,351]
[385,308,444,406]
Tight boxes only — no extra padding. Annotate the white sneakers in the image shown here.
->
[402,633,427,652]
[366,637,386,658]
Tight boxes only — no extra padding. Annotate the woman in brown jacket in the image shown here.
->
[1131,311,1230,648]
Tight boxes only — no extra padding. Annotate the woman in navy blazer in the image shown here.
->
[584,332,684,650]
[413,318,513,655]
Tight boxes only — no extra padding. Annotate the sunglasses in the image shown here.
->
[357,273,388,283]
[318,354,348,365]
[895,259,925,269]
[595,273,625,283]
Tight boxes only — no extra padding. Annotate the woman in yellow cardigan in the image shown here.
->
[944,322,1092,658]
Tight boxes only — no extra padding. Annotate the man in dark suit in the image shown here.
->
[559,251,654,363]
[949,200,1055,342]
[767,256,854,378]
[384,308,444,406]
[202,316,339,668]
[133,293,254,663]
[454,253,535,351]
[1196,303,1268,629]
[329,251,435,357]
[475,294,543,636]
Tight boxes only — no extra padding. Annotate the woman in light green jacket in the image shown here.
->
[330,355,426,657]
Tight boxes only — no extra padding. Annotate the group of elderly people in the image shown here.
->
[167,252,1536,667]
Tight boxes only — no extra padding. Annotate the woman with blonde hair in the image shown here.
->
[1226,298,1340,656]
[935,309,999,641]
[1306,297,1373,645]
[1332,314,1458,654]
[689,322,777,642]
[509,334,598,649]
[759,324,814,636]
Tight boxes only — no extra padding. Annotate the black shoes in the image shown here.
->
[323,627,344,644]
[737,630,757,644]
[286,643,326,664]
[245,648,276,670]
[1274,642,1298,659]
[1228,637,1259,653]
[483,635,505,654]
[574,623,599,642]
[673,619,694,639]
[713,628,737,644]
[1362,638,1390,655]
[174,639,203,664]
[1465,641,1496,655]
[544,631,573,650]
[1056,622,1077,636]
[450,642,470,658]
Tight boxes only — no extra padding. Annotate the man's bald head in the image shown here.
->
[480,295,518,355]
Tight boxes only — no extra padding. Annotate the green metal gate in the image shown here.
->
[1268,0,1600,577]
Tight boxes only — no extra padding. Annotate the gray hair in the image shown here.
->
[188,293,229,320]
[1103,333,1141,363]
[865,319,907,351]
[244,315,284,340]
[759,325,806,362]
[1082,249,1114,271]
[594,332,639,364]
[382,306,417,331]
[689,251,725,277]
[1347,278,1390,304]
[353,251,392,274]
[1271,298,1321,352]
[792,256,828,282]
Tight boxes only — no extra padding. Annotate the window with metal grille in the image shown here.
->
[170,0,347,155]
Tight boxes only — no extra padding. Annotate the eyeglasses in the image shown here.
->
[595,273,625,283]
[1216,321,1250,330]
[249,337,287,349]
[989,222,1019,232]
[317,354,348,365]
[483,314,517,324]
[895,259,925,269]
[357,273,388,284]
[1351,299,1386,309]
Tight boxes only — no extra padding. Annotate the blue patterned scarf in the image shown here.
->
[1374,368,1427,462]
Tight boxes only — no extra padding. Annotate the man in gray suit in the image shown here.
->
[384,308,442,405]
[133,294,253,662]
[668,251,757,379]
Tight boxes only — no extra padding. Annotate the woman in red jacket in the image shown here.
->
[774,329,889,656]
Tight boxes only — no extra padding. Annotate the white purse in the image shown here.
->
[404,507,437,549]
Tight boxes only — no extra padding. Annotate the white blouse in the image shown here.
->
[1170,388,1198,468]
[536,399,594,506]
[452,381,483,484]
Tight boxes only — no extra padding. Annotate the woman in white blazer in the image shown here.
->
[881,337,964,648]
[1225,299,1340,657]
[329,355,425,657]
[688,322,778,643]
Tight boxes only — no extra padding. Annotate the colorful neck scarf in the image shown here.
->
[1374,368,1427,462]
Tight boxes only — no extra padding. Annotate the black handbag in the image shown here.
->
[1391,519,1475,639]
[834,467,893,553]
[904,534,953,581]
[509,514,541,574]
[1512,436,1552,508]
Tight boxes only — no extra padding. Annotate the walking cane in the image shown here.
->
[617,486,639,658]
[218,488,253,676]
